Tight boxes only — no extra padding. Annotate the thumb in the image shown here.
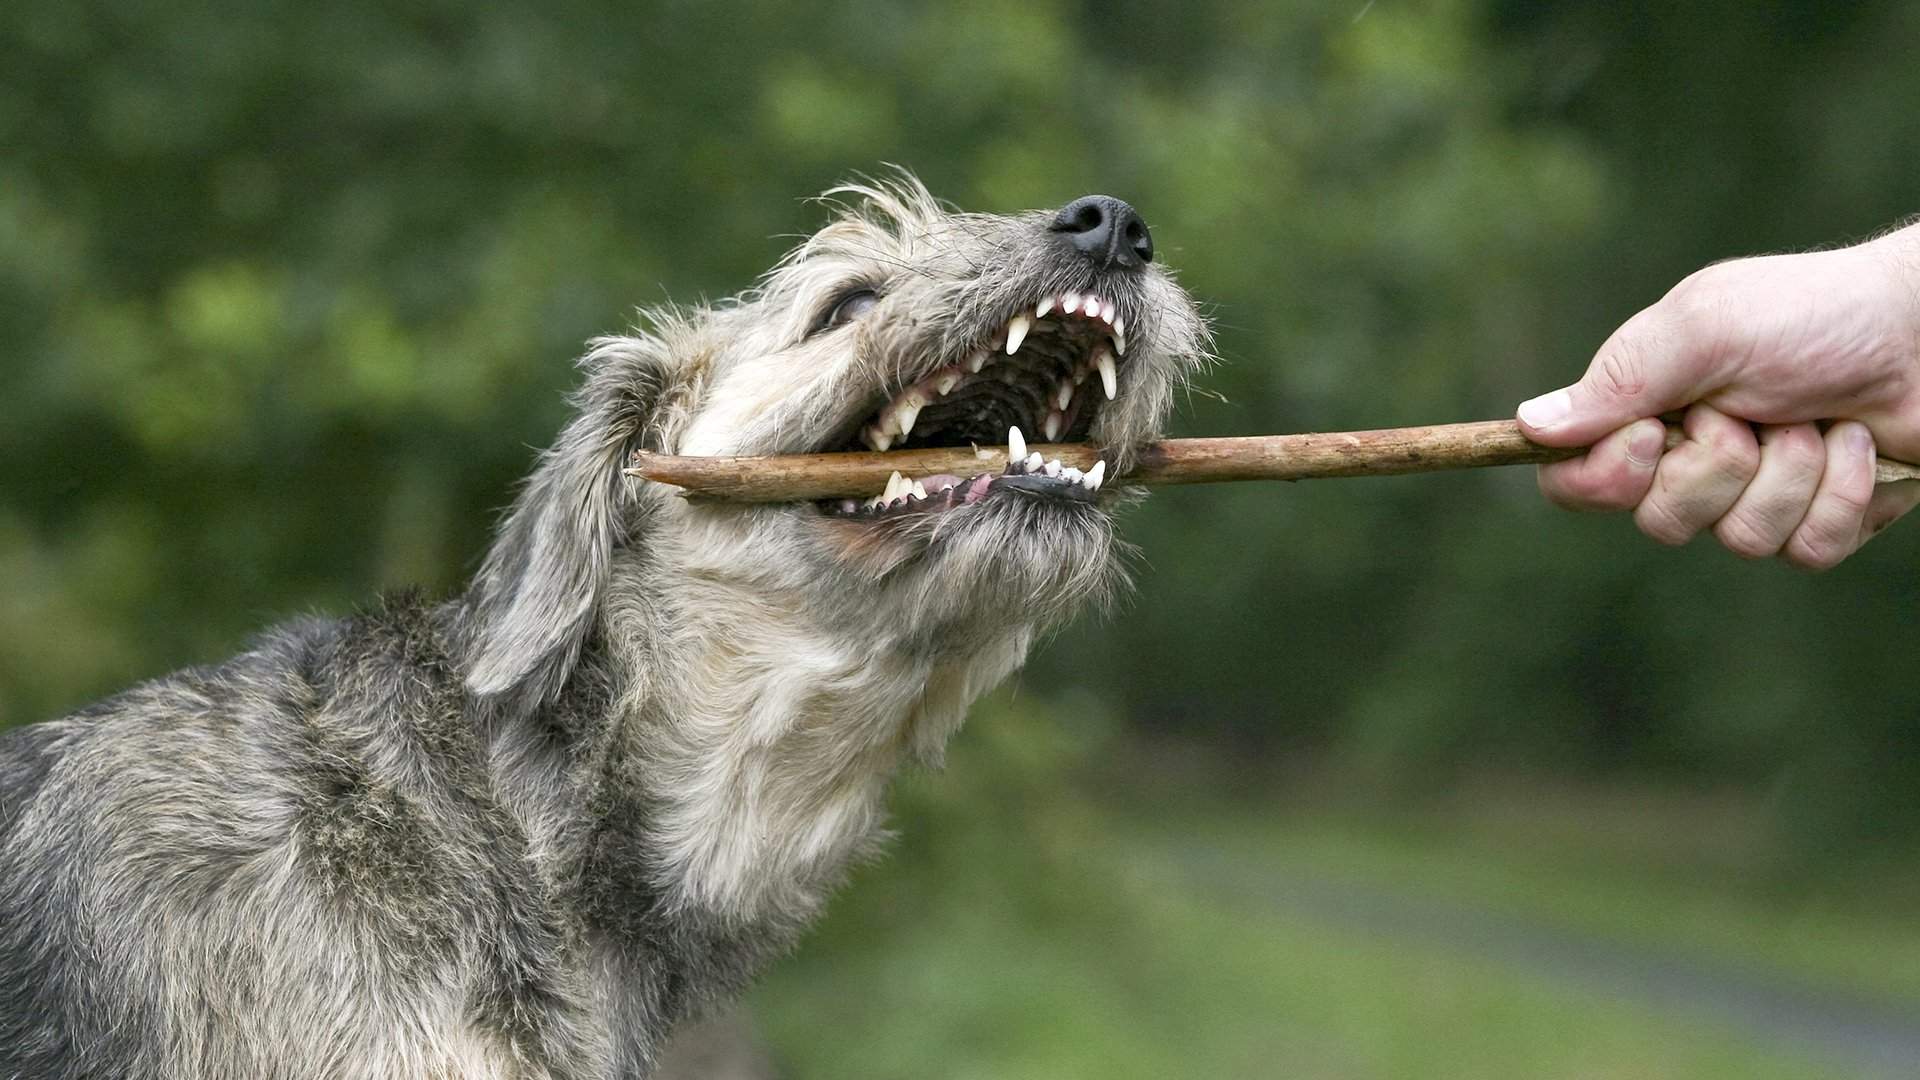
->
[1517,311,1710,447]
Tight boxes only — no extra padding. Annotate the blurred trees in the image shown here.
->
[2,1,1916,853]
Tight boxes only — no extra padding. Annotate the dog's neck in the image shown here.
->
[567,535,1034,931]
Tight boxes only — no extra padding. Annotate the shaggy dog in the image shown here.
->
[0,176,1209,1078]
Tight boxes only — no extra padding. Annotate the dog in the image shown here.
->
[0,174,1210,1078]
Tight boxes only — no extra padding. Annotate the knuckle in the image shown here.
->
[1712,513,1781,559]
[1784,534,1848,572]
[1593,346,1648,403]
[1769,425,1827,476]
[1787,510,1860,569]
[1634,498,1697,546]
[1663,266,1738,337]
[1704,429,1761,481]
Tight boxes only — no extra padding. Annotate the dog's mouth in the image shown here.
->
[819,290,1127,519]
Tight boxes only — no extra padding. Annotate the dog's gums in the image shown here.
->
[844,290,1127,455]
[815,290,1125,519]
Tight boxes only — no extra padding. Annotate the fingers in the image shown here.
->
[1709,422,1825,558]
[1633,405,1759,546]
[1535,418,1665,511]
[1782,421,1878,570]
[1518,298,1716,447]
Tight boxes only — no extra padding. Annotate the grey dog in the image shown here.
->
[0,175,1209,1078]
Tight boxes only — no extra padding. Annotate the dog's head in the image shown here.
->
[465,174,1210,706]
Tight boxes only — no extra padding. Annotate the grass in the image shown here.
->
[746,700,1920,1079]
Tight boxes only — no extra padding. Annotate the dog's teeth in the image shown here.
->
[1086,460,1106,489]
[909,479,928,500]
[1082,294,1103,317]
[1035,296,1055,319]
[1025,451,1044,472]
[1043,411,1063,441]
[1094,347,1117,400]
[1062,290,1081,315]
[1063,466,1083,484]
[884,471,904,500]
[1005,314,1031,355]
[967,349,989,374]
[934,368,962,395]
[1073,367,1087,384]
[895,398,922,438]
[1008,425,1027,462]
[1112,317,1126,356]
[1054,379,1073,411]
[1043,458,1062,477]
[1099,300,1116,323]
[863,425,893,452]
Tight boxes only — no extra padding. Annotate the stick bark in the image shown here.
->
[624,419,1920,502]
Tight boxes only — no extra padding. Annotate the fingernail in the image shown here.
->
[1848,424,1874,460]
[1518,389,1572,430]
[1626,422,1665,467]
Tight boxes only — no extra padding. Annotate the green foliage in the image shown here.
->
[756,698,1912,1078]
[3,1,1918,846]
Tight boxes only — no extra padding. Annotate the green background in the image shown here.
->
[4,3,1917,1076]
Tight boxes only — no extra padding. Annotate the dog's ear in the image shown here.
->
[465,336,668,705]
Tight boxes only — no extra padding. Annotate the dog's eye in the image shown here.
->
[817,288,880,333]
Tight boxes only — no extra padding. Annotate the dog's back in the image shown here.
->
[0,598,581,1079]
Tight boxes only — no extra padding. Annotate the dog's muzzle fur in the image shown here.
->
[0,174,1210,1079]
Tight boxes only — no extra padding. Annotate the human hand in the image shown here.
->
[1517,224,1920,568]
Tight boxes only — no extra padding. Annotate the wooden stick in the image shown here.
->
[623,419,1920,502]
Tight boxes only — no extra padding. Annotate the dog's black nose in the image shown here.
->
[1051,195,1153,270]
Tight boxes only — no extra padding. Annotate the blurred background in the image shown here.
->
[4,2,1919,1076]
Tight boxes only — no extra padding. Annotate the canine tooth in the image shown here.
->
[1062,290,1081,314]
[1086,460,1106,489]
[895,398,922,438]
[1005,314,1031,355]
[1035,295,1055,319]
[1099,300,1116,323]
[1094,347,1117,400]
[1044,411,1063,441]
[1043,458,1062,477]
[910,480,928,500]
[1025,451,1044,472]
[934,368,962,395]
[1082,294,1103,317]
[967,349,989,373]
[1008,425,1027,461]
[1055,379,1073,411]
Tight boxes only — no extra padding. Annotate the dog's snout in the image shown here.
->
[1050,195,1153,270]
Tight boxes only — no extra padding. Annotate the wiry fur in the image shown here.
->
[0,173,1209,1079]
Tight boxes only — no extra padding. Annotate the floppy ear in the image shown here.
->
[465,336,668,704]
